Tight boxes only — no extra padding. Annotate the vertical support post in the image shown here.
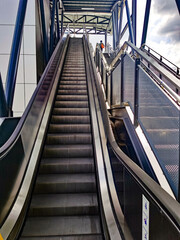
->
[115,4,119,47]
[5,0,28,117]
[132,0,137,45]
[105,29,107,51]
[117,2,124,48]
[125,0,135,44]
[141,0,152,46]
[134,57,140,127]
[0,74,8,117]
[61,9,64,36]
[56,0,60,40]
[40,0,49,64]
[120,54,125,104]
[50,0,56,55]
[112,11,116,50]
[110,73,113,106]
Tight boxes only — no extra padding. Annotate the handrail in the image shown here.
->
[0,33,69,234]
[92,37,180,237]
[95,41,180,104]
[141,44,180,76]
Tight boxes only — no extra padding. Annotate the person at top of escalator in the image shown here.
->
[100,40,105,51]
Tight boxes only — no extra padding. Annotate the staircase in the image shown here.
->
[20,38,103,239]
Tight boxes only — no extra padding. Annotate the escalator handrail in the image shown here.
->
[95,41,180,104]
[89,37,180,230]
[0,33,67,156]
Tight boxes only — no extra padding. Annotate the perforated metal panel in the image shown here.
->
[112,62,121,105]
[138,66,180,197]
[123,54,135,112]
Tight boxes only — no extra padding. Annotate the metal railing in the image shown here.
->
[86,35,180,240]
[94,41,180,200]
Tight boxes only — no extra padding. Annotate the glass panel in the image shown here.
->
[25,84,36,107]
[139,66,179,197]
[23,26,36,54]
[0,0,18,24]
[24,55,37,84]
[0,55,9,83]
[0,26,14,54]
[13,84,25,112]
[112,62,121,105]
[24,0,35,25]
[16,55,24,83]
[123,54,135,112]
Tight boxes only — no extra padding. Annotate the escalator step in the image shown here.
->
[60,81,86,85]
[56,95,88,101]
[29,193,98,216]
[52,108,89,115]
[20,236,103,240]
[51,115,90,124]
[34,173,96,193]
[21,216,101,237]
[43,144,93,158]
[59,85,87,90]
[49,124,91,133]
[58,89,87,95]
[40,157,94,174]
[46,133,92,145]
[55,101,88,108]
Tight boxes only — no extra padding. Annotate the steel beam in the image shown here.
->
[40,0,49,64]
[117,2,124,47]
[175,0,180,14]
[125,0,134,44]
[61,9,64,36]
[141,0,152,46]
[0,74,8,117]
[112,10,116,50]
[50,0,57,55]
[56,0,60,40]
[105,29,107,51]
[132,0,137,45]
[5,0,28,116]
[115,4,119,46]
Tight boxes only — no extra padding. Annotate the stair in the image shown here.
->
[20,38,102,239]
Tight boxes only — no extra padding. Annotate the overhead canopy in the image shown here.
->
[57,0,118,34]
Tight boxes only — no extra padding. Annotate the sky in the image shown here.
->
[89,0,180,67]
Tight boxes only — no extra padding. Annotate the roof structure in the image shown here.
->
[56,0,119,34]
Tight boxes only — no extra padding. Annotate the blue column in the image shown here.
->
[5,0,28,116]
[125,0,135,44]
[141,0,152,46]
[56,1,60,40]
[115,4,119,46]
[117,2,124,47]
[40,0,49,64]
[50,0,57,55]
[132,0,137,45]
[61,9,64,36]
[112,11,116,50]
[0,74,8,117]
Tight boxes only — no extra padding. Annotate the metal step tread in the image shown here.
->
[49,124,91,133]
[29,193,98,216]
[21,215,101,237]
[20,235,102,240]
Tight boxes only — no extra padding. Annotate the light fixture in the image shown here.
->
[81,8,95,10]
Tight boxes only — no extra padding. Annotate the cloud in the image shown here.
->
[153,0,178,14]
[158,15,180,43]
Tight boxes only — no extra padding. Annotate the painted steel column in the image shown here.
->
[132,0,137,45]
[105,29,107,51]
[56,0,60,40]
[5,0,28,117]
[134,57,140,127]
[141,0,152,46]
[112,11,116,50]
[115,4,119,46]
[50,0,57,55]
[61,9,64,36]
[0,74,8,117]
[125,0,135,44]
[40,0,49,64]
[117,2,124,47]
[175,0,180,14]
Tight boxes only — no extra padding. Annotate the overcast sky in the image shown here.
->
[90,0,180,67]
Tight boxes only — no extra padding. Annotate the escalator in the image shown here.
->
[20,38,103,239]
[0,36,179,240]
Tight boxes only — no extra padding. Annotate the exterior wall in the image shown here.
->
[0,0,37,117]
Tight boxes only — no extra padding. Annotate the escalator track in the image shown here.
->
[20,38,103,239]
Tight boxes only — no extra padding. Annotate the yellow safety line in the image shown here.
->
[0,234,3,240]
